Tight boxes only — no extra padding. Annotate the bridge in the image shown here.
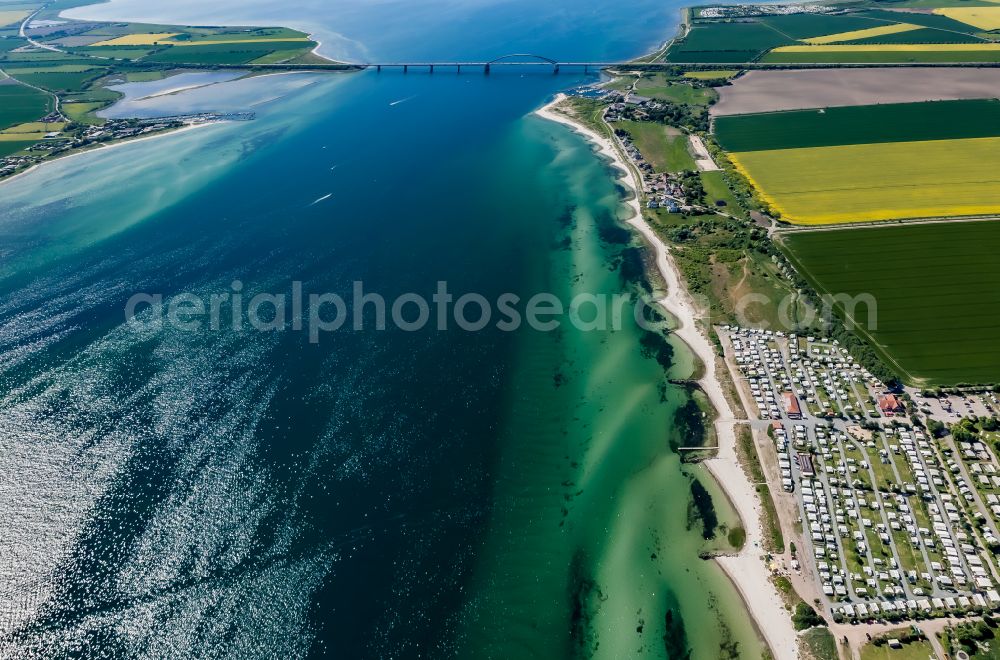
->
[363,54,623,74]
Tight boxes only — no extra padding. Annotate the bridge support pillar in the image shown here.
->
[553,64,560,74]
[457,64,461,73]
[376,65,381,73]
[403,65,408,73]
[429,64,434,73]
[484,63,490,75]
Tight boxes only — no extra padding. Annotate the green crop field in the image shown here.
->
[666,22,793,62]
[143,41,314,64]
[69,47,156,60]
[757,13,885,39]
[781,221,1000,385]
[0,82,53,130]
[11,69,106,93]
[664,49,761,63]
[760,48,1000,63]
[0,35,24,53]
[0,140,34,157]
[857,8,985,33]
[714,99,1000,152]
[3,64,99,74]
[845,27,982,44]
[665,7,987,64]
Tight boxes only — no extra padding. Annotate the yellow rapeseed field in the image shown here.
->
[0,10,30,27]
[934,7,1000,31]
[89,33,180,46]
[683,70,739,80]
[173,37,310,46]
[770,43,1000,52]
[0,9,31,26]
[729,137,1000,225]
[3,122,66,133]
[0,132,48,142]
[934,7,1000,30]
[802,23,921,45]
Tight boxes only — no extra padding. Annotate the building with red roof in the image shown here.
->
[879,394,905,416]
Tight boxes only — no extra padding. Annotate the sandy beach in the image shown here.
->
[536,93,799,660]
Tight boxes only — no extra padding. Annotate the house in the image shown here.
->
[783,392,802,419]
[879,394,905,416]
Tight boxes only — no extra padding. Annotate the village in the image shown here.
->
[0,113,251,180]
[600,89,729,216]
[719,325,1000,627]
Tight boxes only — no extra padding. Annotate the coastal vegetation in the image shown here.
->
[939,616,1000,658]
[799,627,838,660]
[735,425,784,552]
[655,218,807,332]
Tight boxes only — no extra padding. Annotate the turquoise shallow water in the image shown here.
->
[0,2,764,658]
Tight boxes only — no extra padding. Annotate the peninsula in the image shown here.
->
[0,0,353,180]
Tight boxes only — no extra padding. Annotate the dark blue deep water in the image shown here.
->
[0,2,765,658]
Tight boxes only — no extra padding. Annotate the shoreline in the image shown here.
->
[3,66,334,188]
[535,93,799,660]
[58,2,341,63]
[0,121,219,189]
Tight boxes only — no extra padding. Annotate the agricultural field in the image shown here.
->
[714,98,1000,224]
[88,33,180,47]
[856,8,987,32]
[664,4,993,64]
[756,12,892,38]
[36,23,322,65]
[781,221,1000,386]
[762,44,1000,64]
[0,10,334,160]
[712,68,1000,115]
[935,6,1000,30]
[0,140,35,157]
[0,10,30,28]
[665,22,794,63]
[730,136,1000,224]
[801,22,923,45]
[714,99,1000,151]
[0,81,53,130]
